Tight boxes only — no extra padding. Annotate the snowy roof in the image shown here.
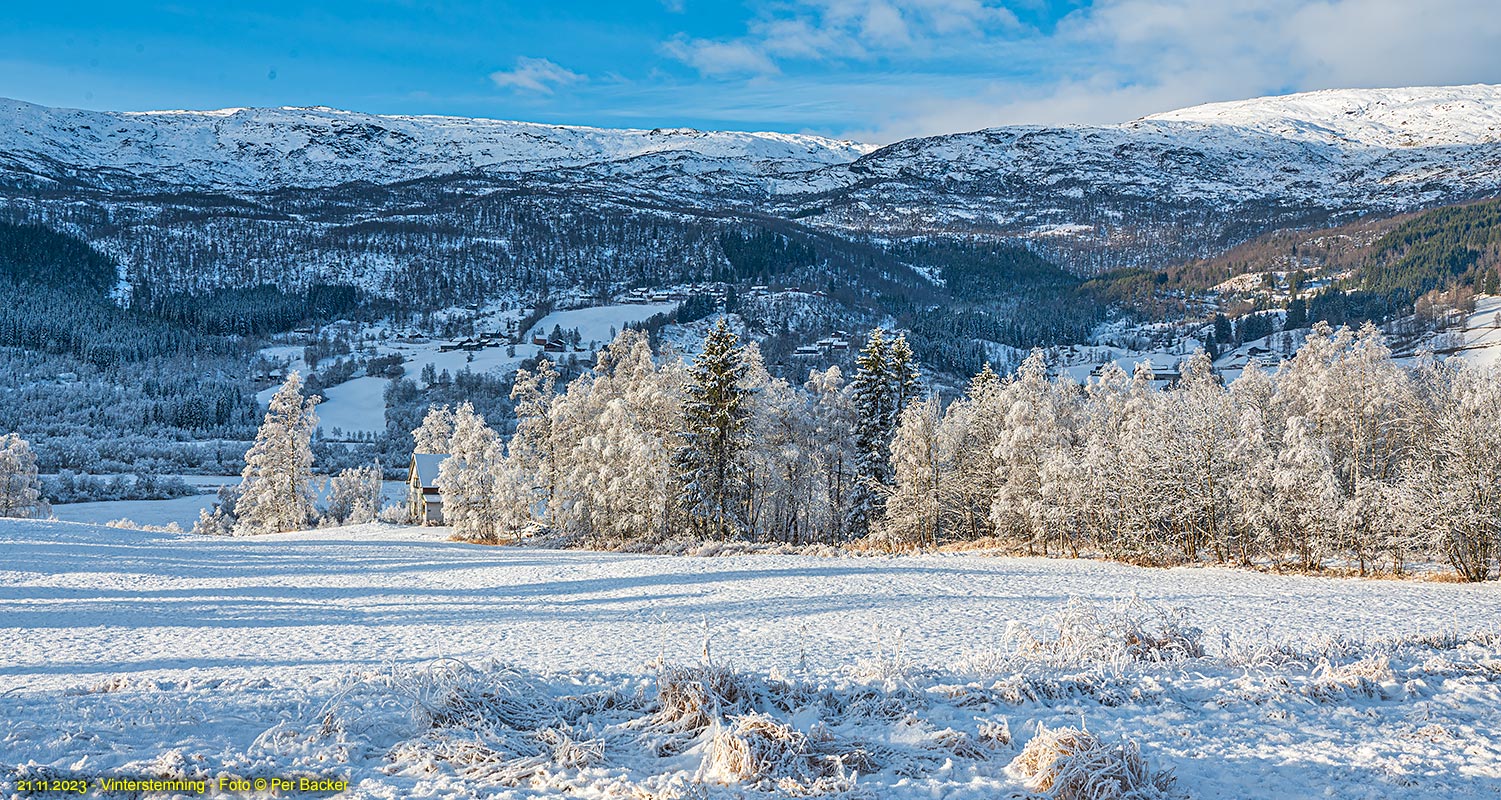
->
[411,453,450,489]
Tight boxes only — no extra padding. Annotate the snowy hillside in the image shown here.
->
[1145,84,1501,148]
[0,98,874,190]
[786,85,1501,262]
[3,519,1499,798]
[3,85,1501,287]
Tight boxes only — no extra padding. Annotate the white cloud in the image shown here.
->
[658,0,1501,141]
[666,0,1020,75]
[489,57,585,94]
[662,37,780,77]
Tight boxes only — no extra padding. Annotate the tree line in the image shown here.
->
[416,320,918,547]
[424,321,1501,581]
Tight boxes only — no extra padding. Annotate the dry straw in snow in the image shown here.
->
[1008,723,1177,800]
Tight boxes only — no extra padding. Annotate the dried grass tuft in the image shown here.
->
[646,663,761,735]
[1008,724,1176,800]
[706,713,832,784]
[1305,655,1396,701]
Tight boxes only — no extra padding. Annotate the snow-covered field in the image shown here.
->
[3,520,1499,798]
[48,494,218,529]
[1455,295,1501,368]
[48,481,409,530]
[256,303,680,438]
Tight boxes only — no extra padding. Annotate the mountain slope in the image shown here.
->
[1,84,1500,294]
[0,98,874,192]
[785,85,1501,270]
[1144,84,1501,148]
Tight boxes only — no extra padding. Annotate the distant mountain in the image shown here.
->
[0,98,873,194]
[1,84,1499,302]
[781,85,1501,270]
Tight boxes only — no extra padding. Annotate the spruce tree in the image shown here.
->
[846,328,893,538]
[674,318,752,539]
[233,372,320,535]
[889,333,921,414]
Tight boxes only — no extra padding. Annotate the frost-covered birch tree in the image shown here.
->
[878,395,950,548]
[1407,361,1501,581]
[0,433,48,519]
[437,403,503,543]
[412,404,456,454]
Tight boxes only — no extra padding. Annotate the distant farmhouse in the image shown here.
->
[408,453,449,524]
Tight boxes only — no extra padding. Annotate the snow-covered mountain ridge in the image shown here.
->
[1143,84,1501,148]
[3,84,1501,282]
[4,84,1500,195]
[0,98,875,190]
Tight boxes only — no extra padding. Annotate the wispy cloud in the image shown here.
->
[647,0,1501,142]
[489,56,585,94]
[665,0,1021,76]
[661,37,780,77]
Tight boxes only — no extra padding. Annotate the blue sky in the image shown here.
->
[4,1,1500,142]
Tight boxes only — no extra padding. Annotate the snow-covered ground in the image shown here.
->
[48,494,218,529]
[529,302,679,350]
[3,520,1499,798]
[1453,295,1501,368]
[255,303,679,439]
[311,376,392,438]
[48,481,409,530]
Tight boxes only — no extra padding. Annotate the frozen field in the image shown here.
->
[256,302,680,439]
[47,481,408,530]
[2,520,1499,798]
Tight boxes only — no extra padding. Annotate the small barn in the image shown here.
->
[408,453,450,524]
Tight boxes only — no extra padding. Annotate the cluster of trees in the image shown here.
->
[880,324,1501,581]
[1362,199,1501,306]
[137,283,379,337]
[42,470,197,504]
[717,229,817,285]
[0,221,269,472]
[418,321,919,547]
[0,221,118,295]
[417,320,1500,582]
[194,373,386,535]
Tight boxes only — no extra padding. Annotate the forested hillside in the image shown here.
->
[0,225,265,472]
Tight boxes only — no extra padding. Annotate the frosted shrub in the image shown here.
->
[323,464,384,526]
[705,712,831,786]
[1011,598,1205,668]
[1305,655,1397,701]
[639,663,762,739]
[377,502,411,525]
[1008,724,1176,800]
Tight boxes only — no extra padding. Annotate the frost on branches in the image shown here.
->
[232,372,320,536]
[435,403,504,543]
[417,321,1501,580]
[673,318,754,540]
[324,464,384,526]
[0,433,49,519]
